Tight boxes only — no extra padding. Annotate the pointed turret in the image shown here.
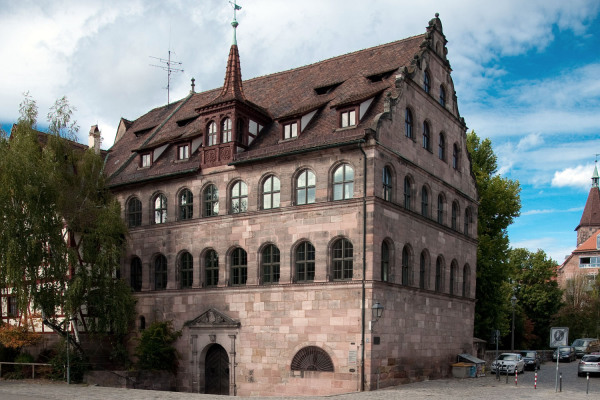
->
[576,163,600,245]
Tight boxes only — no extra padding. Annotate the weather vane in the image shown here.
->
[230,0,242,45]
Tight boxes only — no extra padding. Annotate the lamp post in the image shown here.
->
[511,294,517,352]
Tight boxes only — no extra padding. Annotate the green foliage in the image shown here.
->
[0,94,136,354]
[509,248,563,349]
[553,274,600,339]
[466,131,521,340]
[135,321,182,373]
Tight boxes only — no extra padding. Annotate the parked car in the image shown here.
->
[491,353,525,374]
[577,353,600,376]
[572,338,600,358]
[553,346,577,362]
[520,350,541,371]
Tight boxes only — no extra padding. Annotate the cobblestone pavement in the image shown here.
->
[0,374,598,400]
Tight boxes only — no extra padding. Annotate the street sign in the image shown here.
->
[550,327,569,347]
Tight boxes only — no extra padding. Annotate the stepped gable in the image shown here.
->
[105,34,426,186]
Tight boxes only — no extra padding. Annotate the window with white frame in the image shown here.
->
[283,121,298,139]
[340,109,356,128]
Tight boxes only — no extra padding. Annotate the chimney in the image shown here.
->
[88,125,101,154]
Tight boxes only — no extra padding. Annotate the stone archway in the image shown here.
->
[205,344,230,395]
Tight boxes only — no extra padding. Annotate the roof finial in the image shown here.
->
[230,0,242,45]
[190,77,196,93]
[593,155,600,188]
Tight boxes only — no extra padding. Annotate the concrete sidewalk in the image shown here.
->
[0,375,597,400]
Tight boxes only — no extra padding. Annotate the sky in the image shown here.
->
[1,0,599,264]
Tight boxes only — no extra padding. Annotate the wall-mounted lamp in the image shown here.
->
[370,301,384,331]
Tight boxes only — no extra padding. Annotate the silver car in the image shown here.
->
[578,353,600,377]
[491,353,525,375]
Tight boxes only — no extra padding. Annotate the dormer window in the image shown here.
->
[141,153,152,167]
[283,121,298,139]
[207,121,217,146]
[222,118,232,143]
[340,109,356,128]
[178,144,189,160]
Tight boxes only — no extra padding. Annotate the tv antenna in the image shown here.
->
[150,50,184,105]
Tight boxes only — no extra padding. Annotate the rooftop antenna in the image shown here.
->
[150,46,184,105]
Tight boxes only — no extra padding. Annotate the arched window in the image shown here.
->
[423,71,431,93]
[453,143,460,169]
[450,261,458,295]
[405,108,413,139]
[404,177,412,210]
[462,264,470,297]
[381,241,390,282]
[435,257,443,292]
[179,189,193,220]
[180,252,193,289]
[203,184,219,217]
[464,208,472,236]
[154,194,167,224]
[205,250,219,287]
[231,248,247,286]
[382,166,392,201]
[333,164,354,200]
[291,346,334,372]
[128,197,142,228]
[263,175,280,209]
[419,251,428,289]
[438,133,446,160]
[207,121,217,146]
[332,239,353,280]
[452,201,459,230]
[139,316,146,331]
[154,254,167,290]
[421,186,429,218]
[221,118,232,143]
[422,121,431,151]
[296,242,315,282]
[231,181,248,214]
[296,169,316,205]
[439,85,446,106]
[130,257,142,292]
[401,246,411,286]
[262,245,280,284]
[437,194,445,224]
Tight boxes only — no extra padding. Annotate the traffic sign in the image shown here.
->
[550,327,569,347]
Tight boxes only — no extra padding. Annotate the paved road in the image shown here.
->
[1,364,599,400]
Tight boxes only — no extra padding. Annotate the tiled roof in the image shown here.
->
[577,186,600,230]
[573,228,600,253]
[105,33,427,185]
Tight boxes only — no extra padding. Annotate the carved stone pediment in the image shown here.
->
[184,308,240,329]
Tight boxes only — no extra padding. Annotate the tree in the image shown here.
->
[135,321,181,373]
[466,130,521,341]
[554,273,600,339]
[0,94,136,353]
[508,248,563,349]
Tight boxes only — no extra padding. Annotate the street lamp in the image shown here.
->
[370,302,384,331]
[511,294,517,352]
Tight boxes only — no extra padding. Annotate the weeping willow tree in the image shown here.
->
[0,94,135,353]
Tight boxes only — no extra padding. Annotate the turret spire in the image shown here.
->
[593,157,599,188]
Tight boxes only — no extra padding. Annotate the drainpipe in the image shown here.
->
[359,140,367,391]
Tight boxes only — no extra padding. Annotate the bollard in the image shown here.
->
[534,371,537,389]
[587,373,590,395]
[506,368,509,384]
[559,372,562,392]
[515,369,518,386]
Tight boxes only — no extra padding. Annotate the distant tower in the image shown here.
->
[576,162,600,246]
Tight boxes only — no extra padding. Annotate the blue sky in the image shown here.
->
[1,0,599,263]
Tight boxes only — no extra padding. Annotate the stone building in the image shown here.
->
[557,165,600,288]
[104,13,478,396]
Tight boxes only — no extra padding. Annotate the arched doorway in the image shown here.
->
[205,344,229,395]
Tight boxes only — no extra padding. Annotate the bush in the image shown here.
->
[47,340,89,382]
[135,321,181,373]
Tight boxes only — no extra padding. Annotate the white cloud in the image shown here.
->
[552,163,597,189]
